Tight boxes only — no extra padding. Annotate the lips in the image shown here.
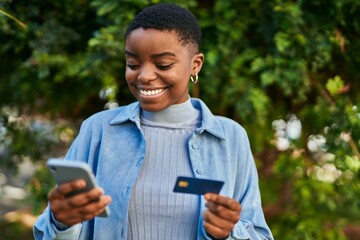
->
[139,88,166,96]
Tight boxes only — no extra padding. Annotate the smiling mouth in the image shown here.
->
[139,88,166,96]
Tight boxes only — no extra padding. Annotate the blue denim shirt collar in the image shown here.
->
[108,98,226,140]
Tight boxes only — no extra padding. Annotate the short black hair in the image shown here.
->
[125,3,201,52]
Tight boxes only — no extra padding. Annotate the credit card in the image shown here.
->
[173,176,224,195]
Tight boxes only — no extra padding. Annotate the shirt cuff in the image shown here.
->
[50,212,70,231]
[232,220,264,239]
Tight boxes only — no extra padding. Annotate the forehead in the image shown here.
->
[125,28,195,55]
[125,28,181,45]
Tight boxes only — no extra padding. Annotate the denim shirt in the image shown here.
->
[33,98,273,240]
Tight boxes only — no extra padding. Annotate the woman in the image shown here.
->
[34,3,273,239]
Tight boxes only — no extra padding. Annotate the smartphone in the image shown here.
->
[47,158,110,217]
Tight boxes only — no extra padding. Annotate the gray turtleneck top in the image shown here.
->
[127,99,201,240]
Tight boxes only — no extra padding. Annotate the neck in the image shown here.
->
[140,99,200,127]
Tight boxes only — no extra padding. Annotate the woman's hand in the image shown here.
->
[202,193,241,239]
[48,179,112,226]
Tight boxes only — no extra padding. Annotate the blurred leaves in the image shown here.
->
[26,164,55,214]
[0,7,27,29]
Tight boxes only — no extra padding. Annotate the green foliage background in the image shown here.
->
[1,0,359,239]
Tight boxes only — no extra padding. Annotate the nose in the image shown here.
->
[138,64,157,83]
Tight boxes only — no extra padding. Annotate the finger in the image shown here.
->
[204,195,241,223]
[48,185,71,200]
[49,181,89,215]
[54,187,104,212]
[48,180,86,200]
[65,205,108,226]
[203,221,230,239]
[204,193,241,212]
[202,209,235,233]
[55,195,111,225]
[48,188,61,200]
[67,187,105,208]
[205,201,241,222]
[76,195,112,218]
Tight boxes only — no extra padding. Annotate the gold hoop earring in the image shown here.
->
[191,73,198,84]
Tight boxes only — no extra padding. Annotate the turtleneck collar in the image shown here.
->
[140,98,201,128]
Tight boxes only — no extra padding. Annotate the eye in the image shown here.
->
[157,63,173,70]
[127,64,140,70]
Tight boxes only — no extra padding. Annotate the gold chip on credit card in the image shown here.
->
[178,180,189,188]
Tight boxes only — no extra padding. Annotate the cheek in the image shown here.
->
[125,70,136,83]
[166,70,187,84]
[168,73,177,83]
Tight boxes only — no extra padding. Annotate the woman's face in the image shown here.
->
[125,28,204,112]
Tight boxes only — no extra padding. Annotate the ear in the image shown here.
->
[191,53,204,75]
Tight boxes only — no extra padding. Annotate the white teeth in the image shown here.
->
[139,88,164,96]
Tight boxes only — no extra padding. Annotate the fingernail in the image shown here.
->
[78,180,86,187]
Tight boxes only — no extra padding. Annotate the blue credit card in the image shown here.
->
[173,176,224,195]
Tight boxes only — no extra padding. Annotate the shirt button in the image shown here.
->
[196,169,202,175]
[191,144,198,150]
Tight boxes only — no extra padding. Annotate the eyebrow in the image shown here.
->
[125,50,176,58]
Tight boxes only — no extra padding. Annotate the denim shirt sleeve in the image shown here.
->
[32,122,88,240]
[227,127,273,240]
[50,211,71,231]
[200,212,272,240]
[200,219,270,240]
[230,128,273,240]
[33,205,82,240]
[193,110,273,240]
[33,118,95,240]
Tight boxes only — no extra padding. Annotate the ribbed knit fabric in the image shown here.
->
[127,99,201,240]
